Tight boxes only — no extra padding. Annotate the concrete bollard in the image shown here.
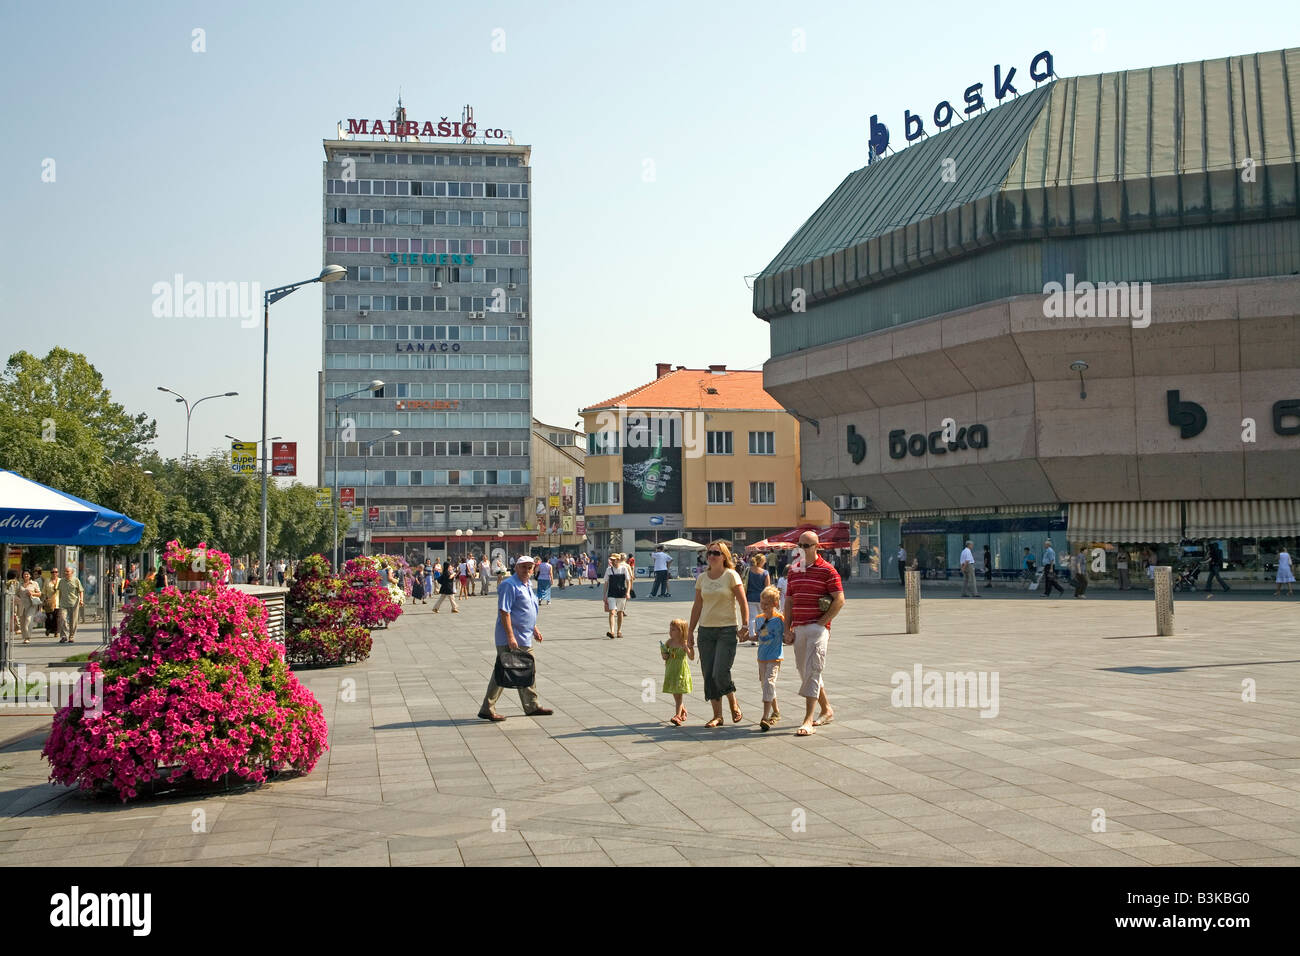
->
[905,569,920,634]
[1154,565,1174,636]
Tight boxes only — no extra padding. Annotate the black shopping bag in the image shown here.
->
[492,648,535,689]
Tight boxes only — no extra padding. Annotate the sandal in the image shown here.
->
[759,718,772,732]
[796,725,816,736]
[813,712,835,727]
[607,631,615,639]
[731,707,743,724]
[705,717,724,728]
[669,715,683,726]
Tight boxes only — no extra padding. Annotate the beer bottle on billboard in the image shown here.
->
[642,435,664,501]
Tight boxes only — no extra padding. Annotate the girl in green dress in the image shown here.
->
[661,618,694,726]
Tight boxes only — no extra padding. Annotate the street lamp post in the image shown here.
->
[331,380,385,568]
[261,265,347,579]
[362,430,400,557]
[156,387,239,462]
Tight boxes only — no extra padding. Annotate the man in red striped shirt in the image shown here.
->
[781,532,845,736]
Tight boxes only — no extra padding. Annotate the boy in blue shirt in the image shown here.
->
[755,586,786,732]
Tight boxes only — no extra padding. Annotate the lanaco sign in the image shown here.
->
[869,50,1055,160]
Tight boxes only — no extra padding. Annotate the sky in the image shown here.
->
[3,0,1296,474]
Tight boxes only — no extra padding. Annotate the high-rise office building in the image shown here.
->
[320,106,533,561]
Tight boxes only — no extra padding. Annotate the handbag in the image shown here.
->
[492,647,536,689]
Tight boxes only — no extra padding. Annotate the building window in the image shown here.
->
[587,431,620,455]
[750,481,775,505]
[707,481,734,505]
[587,481,620,506]
[706,431,733,455]
[748,431,775,455]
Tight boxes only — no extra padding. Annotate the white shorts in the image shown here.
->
[607,597,627,612]
[792,623,829,699]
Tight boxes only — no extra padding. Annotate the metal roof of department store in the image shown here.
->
[755,47,1300,320]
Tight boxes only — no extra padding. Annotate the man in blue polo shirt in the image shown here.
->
[478,555,554,721]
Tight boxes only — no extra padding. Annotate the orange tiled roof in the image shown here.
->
[583,368,785,412]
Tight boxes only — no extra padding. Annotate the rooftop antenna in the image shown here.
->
[461,104,474,143]
[394,92,408,141]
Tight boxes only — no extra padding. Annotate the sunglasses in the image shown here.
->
[799,542,819,548]
[707,550,723,557]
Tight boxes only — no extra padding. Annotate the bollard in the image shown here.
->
[905,569,920,634]
[1154,565,1174,636]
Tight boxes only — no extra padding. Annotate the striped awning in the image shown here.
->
[1185,500,1300,539]
[1068,502,1182,543]
[889,504,1063,520]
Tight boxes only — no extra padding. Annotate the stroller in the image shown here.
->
[1173,559,1203,592]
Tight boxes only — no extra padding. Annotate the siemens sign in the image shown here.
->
[869,51,1055,161]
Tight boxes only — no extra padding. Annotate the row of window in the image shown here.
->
[327,324,526,343]
[326,469,530,487]
[325,236,528,256]
[707,482,777,505]
[326,179,529,198]
[334,152,523,167]
[326,353,528,371]
[346,266,527,285]
[326,440,528,458]
[587,431,776,456]
[329,382,527,401]
[331,208,527,228]
[326,295,525,313]
[334,411,530,429]
[365,503,524,530]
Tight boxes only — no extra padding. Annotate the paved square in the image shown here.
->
[2,582,1298,866]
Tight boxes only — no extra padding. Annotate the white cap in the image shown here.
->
[515,554,537,565]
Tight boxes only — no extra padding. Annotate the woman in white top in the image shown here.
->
[1275,545,1294,596]
[603,553,633,638]
[688,541,750,727]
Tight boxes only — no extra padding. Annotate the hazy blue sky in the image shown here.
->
[3,0,1296,471]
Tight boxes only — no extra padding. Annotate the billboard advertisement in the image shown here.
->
[230,441,256,474]
[623,437,681,514]
[272,441,297,477]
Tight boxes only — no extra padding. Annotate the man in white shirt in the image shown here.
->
[650,545,673,597]
[895,545,907,586]
[960,540,979,597]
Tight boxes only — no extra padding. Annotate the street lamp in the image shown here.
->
[332,380,385,568]
[362,429,400,556]
[156,387,239,462]
[260,265,346,579]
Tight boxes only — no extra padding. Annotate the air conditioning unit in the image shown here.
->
[507,282,517,291]
[516,311,528,319]
[360,310,368,317]
[432,281,442,289]
[832,495,850,510]
[468,311,485,319]
[850,496,866,509]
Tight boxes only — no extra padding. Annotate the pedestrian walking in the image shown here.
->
[1072,547,1089,598]
[17,570,40,644]
[960,540,979,597]
[651,545,673,597]
[536,554,553,605]
[423,563,434,602]
[660,618,694,726]
[433,561,459,613]
[556,555,568,590]
[603,553,632,638]
[412,564,427,603]
[689,541,749,727]
[1274,544,1294,596]
[896,545,907,586]
[40,570,59,638]
[478,556,552,721]
[479,555,492,595]
[983,544,993,588]
[56,566,84,644]
[754,585,786,731]
[1041,539,1064,597]
[782,532,844,736]
[1116,549,1131,590]
[742,553,771,640]
[1204,542,1230,593]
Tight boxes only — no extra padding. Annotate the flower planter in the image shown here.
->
[174,569,211,593]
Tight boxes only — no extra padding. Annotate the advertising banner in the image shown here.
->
[340,487,356,508]
[575,476,585,515]
[548,476,560,495]
[272,441,297,477]
[562,477,574,513]
[622,437,682,515]
[575,517,586,536]
[230,441,257,474]
[368,506,380,524]
[562,515,574,534]
[315,488,331,509]
[547,494,560,509]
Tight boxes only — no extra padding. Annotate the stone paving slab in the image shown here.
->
[1,584,1297,866]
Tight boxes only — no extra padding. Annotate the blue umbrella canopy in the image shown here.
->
[0,469,144,546]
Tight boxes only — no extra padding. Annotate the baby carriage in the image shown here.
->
[1173,560,1203,592]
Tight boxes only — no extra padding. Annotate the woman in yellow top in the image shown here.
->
[688,540,749,727]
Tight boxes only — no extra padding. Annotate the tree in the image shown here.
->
[0,348,157,503]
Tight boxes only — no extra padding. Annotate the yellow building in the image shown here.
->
[580,363,831,566]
